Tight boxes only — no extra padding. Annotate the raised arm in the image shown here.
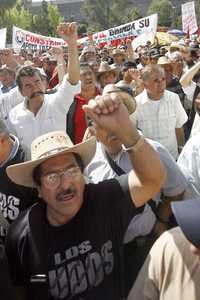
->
[57,22,80,85]
[49,47,67,85]
[180,61,200,88]
[83,94,166,208]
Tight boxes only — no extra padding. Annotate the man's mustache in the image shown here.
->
[30,91,44,99]
[56,187,76,200]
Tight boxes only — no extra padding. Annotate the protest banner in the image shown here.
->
[12,26,66,51]
[182,1,198,35]
[92,14,158,46]
[0,28,7,49]
[12,14,158,50]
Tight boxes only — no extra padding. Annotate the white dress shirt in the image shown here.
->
[178,133,200,199]
[8,75,80,159]
[0,87,24,128]
[131,89,188,159]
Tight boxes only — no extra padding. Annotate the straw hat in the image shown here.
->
[102,84,136,114]
[6,131,96,188]
[112,48,126,57]
[96,61,118,79]
[157,56,171,65]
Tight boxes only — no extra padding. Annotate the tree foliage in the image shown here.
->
[83,0,135,30]
[32,1,64,36]
[148,0,173,27]
[0,0,65,43]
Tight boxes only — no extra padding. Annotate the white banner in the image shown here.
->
[12,26,66,51]
[92,14,158,45]
[0,28,7,49]
[12,14,158,50]
[182,1,198,34]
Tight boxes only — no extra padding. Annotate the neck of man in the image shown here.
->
[104,145,123,159]
[147,91,163,101]
[81,86,97,101]
[27,97,44,115]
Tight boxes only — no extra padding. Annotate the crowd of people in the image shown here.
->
[0,21,200,300]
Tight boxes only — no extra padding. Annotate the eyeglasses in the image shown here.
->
[42,166,80,188]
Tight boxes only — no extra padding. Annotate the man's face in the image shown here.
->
[113,54,125,65]
[80,67,96,90]
[94,126,122,155]
[144,71,166,100]
[162,65,173,85]
[140,55,150,66]
[99,71,116,88]
[172,57,184,75]
[84,51,96,62]
[38,153,85,226]
[20,73,45,101]
[0,70,15,88]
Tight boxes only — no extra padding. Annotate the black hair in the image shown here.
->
[16,66,43,90]
[33,153,84,187]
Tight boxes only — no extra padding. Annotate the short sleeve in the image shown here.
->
[173,94,188,128]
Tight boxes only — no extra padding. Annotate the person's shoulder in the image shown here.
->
[7,206,32,242]
[135,89,147,103]
[151,227,187,256]
[180,133,200,155]
[86,176,128,196]
[164,89,180,100]
[9,101,24,117]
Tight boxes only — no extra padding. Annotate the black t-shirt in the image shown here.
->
[0,144,38,238]
[6,175,136,300]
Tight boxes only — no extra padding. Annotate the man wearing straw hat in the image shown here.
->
[5,91,165,299]
[96,61,118,90]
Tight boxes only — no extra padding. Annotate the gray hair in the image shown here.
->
[141,64,165,82]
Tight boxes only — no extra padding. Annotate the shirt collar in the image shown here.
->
[139,89,165,104]
[0,135,19,168]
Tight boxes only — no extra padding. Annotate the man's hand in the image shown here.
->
[57,22,78,46]
[128,69,141,80]
[82,93,132,139]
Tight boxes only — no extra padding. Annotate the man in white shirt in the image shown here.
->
[8,23,80,159]
[131,64,188,160]
[177,132,200,199]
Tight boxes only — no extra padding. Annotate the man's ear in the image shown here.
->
[0,133,7,145]
[37,186,42,198]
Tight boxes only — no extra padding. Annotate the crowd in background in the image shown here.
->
[0,21,200,300]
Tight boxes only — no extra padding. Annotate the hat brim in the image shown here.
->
[112,52,126,57]
[171,198,200,248]
[6,137,96,188]
[96,68,118,78]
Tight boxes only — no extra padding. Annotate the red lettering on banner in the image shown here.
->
[26,34,30,42]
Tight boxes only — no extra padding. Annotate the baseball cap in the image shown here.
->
[171,198,200,248]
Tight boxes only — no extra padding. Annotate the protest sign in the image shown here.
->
[0,28,7,49]
[12,26,66,51]
[182,1,198,35]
